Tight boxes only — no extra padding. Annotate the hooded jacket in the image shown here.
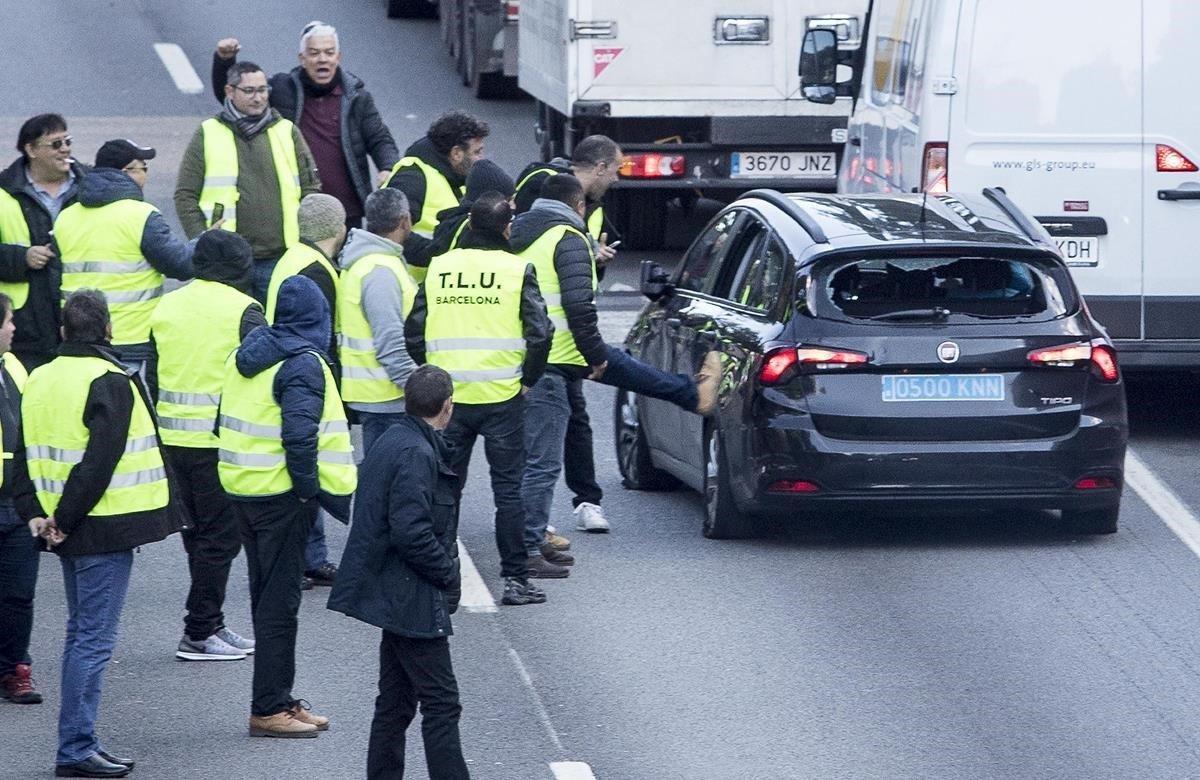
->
[327,413,459,639]
[339,227,417,414]
[509,198,606,374]
[211,57,399,208]
[0,156,87,361]
[230,276,350,521]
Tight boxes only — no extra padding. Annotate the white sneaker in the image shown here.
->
[216,626,256,655]
[175,633,247,661]
[574,502,610,533]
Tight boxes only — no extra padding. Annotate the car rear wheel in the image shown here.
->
[703,429,756,539]
[615,389,676,491]
[1061,505,1119,535]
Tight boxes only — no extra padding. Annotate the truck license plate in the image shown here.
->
[730,151,837,178]
[1054,237,1099,267]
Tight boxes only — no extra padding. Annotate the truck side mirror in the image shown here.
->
[800,29,838,105]
[640,260,672,301]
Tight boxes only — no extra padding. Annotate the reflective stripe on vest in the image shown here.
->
[424,248,528,404]
[337,252,417,403]
[22,355,168,516]
[199,117,302,247]
[55,199,164,346]
[217,351,357,498]
[265,243,339,324]
[517,225,597,367]
[150,279,260,447]
[0,190,31,309]
[384,156,460,283]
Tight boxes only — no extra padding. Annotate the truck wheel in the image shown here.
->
[537,103,567,160]
[388,0,435,19]
[703,428,757,539]
[1061,505,1119,535]
[614,190,668,250]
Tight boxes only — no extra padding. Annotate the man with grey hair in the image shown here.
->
[337,188,421,454]
[212,21,399,229]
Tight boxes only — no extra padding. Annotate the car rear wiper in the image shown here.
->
[869,307,951,321]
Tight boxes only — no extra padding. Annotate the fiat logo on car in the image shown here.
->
[937,341,960,363]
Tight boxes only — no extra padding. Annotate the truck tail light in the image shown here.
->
[759,346,869,385]
[922,142,948,193]
[619,153,685,179]
[1156,144,1198,172]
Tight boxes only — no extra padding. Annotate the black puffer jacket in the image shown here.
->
[509,199,606,373]
[212,57,399,207]
[327,413,460,639]
[0,157,87,362]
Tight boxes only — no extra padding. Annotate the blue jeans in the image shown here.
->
[596,344,698,411]
[251,256,281,306]
[57,551,134,766]
[0,503,39,676]
[361,411,407,456]
[522,373,572,556]
[305,513,329,572]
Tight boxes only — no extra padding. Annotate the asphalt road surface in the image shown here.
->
[5,2,1200,779]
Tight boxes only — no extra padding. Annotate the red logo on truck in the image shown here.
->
[594,47,624,78]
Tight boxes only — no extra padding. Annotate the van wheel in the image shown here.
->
[703,429,756,539]
[614,390,676,490]
[388,0,435,19]
[1061,505,1119,535]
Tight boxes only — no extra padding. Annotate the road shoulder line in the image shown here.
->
[153,43,204,95]
[457,539,498,613]
[1126,449,1200,559]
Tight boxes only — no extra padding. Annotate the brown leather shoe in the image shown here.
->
[0,664,42,704]
[544,529,571,551]
[694,351,722,416]
[248,710,319,738]
[289,699,329,731]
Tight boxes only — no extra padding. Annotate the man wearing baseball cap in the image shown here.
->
[53,139,198,391]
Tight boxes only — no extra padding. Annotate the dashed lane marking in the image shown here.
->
[550,762,598,779]
[508,648,565,751]
[456,539,497,613]
[154,43,204,95]
[1125,449,1200,560]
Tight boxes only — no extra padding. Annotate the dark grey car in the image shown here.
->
[616,189,1128,539]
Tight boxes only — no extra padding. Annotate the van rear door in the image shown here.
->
[948,0,1143,340]
[1141,2,1200,344]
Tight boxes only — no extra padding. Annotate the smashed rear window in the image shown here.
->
[819,256,1075,321]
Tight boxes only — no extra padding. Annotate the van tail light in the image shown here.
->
[921,142,948,193]
[767,479,821,494]
[619,153,685,179]
[758,346,869,385]
[1089,343,1119,383]
[1156,144,1198,172]
[1026,341,1119,383]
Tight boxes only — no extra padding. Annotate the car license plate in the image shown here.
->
[881,374,1005,402]
[730,151,837,179]
[1054,236,1099,267]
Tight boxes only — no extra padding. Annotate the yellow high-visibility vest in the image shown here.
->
[151,279,260,448]
[217,351,356,498]
[384,156,461,283]
[55,199,164,346]
[199,117,302,247]
[23,355,168,516]
[265,243,339,325]
[0,190,31,309]
[2,352,27,392]
[517,224,596,367]
[337,252,417,403]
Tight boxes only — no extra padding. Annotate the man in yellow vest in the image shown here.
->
[337,188,417,453]
[384,110,489,283]
[54,139,197,393]
[422,160,515,264]
[150,231,266,663]
[406,192,552,606]
[218,275,355,739]
[509,175,720,576]
[174,60,322,304]
[22,289,180,777]
[0,113,86,370]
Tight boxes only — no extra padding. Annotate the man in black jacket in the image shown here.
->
[0,114,87,370]
[213,22,399,228]
[421,160,515,264]
[327,365,469,780]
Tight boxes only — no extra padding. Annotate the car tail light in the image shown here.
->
[921,142,948,193]
[1089,343,1119,383]
[1074,476,1117,490]
[619,153,685,179]
[758,346,869,385]
[1156,144,1198,172]
[767,479,821,493]
[1027,342,1091,367]
[797,346,870,368]
[759,347,799,385]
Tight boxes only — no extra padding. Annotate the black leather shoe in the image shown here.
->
[54,753,131,777]
[304,562,337,586]
[98,750,135,769]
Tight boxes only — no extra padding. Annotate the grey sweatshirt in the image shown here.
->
[338,227,417,413]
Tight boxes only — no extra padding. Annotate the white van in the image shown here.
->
[810,0,1200,367]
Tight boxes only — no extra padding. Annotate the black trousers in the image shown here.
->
[367,631,469,780]
[165,446,241,641]
[0,503,38,676]
[564,377,602,508]
[234,496,317,716]
[443,396,527,578]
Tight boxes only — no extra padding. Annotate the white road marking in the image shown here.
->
[154,43,204,95]
[456,539,497,613]
[550,762,598,780]
[607,282,635,292]
[1125,449,1200,559]
[508,648,565,751]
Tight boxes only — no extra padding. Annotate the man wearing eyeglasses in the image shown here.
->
[0,114,87,371]
[175,61,322,304]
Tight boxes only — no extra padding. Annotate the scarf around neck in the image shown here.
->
[221,97,274,139]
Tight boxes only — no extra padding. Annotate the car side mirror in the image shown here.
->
[800,28,838,104]
[640,260,672,301]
